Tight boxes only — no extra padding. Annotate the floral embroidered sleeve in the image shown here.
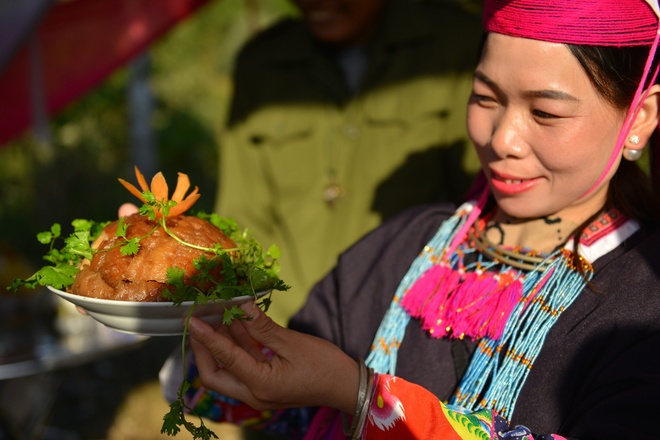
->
[363,374,566,440]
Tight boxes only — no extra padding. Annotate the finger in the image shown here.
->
[227,315,269,362]
[118,203,138,218]
[238,302,290,354]
[189,316,260,376]
[189,335,254,401]
[190,333,223,372]
[192,321,231,368]
[205,321,267,365]
[208,319,267,363]
[190,315,285,409]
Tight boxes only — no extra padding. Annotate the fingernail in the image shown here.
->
[188,316,203,334]
[240,301,258,318]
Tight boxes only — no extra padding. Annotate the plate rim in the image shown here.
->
[46,285,269,307]
[46,285,272,336]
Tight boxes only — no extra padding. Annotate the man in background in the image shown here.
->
[216,0,484,326]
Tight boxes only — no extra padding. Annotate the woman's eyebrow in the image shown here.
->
[473,70,579,102]
[524,89,579,101]
[473,70,501,94]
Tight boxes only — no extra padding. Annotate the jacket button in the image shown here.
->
[344,124,360,140]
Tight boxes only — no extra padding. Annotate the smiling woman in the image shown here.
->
[159,1,660,439]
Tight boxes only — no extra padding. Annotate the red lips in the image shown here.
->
[489,170,541,196]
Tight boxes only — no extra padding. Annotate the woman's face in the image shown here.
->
[467,33,627,223]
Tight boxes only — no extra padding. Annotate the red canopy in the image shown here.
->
[0,0,210,147]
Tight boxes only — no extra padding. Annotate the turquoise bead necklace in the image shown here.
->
[365,195,600,420]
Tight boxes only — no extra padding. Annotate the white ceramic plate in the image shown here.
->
[47,286,270,336]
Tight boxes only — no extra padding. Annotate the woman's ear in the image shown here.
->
[629,84,660,149]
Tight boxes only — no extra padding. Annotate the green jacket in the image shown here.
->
[216,0,483,325]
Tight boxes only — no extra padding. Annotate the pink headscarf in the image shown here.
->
[482,0,660,195]
[484,0,659,46]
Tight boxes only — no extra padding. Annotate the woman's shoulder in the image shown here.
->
[586,226,660,321]
[596,225,660,280]
[619,226,660,289]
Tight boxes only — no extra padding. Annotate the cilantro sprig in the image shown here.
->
[9,219,109,291]
[9,190,289,440]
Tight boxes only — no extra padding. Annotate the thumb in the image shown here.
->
[239,301,287,352]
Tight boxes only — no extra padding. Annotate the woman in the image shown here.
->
[170,0,660,438]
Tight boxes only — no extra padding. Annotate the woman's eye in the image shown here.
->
[471,93,496,105]
[532,109,560,119]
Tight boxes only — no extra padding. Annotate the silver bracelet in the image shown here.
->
[351,366,375,439]
[342,358,375,439]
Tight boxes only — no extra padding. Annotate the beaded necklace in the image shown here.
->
[365,195,638,420]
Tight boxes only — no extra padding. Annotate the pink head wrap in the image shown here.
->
[482,0,660,196]
[483,0,659,46]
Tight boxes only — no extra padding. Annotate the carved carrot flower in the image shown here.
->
[118,166,201,217]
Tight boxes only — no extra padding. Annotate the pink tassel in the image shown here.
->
[417,268,462,335]
[403,266,524,341]
[484,277,523,339]
[451,272,522,340]
[442,272,499,338]
[401,264,452,316]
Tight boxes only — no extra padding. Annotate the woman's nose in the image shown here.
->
[489,110,527,159]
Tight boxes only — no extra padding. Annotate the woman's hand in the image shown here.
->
[188,302,360,414]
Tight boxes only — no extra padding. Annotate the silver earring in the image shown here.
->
[623,147,643,161]
[628,134,640,145]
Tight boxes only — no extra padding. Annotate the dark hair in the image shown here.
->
[568,44,660,230]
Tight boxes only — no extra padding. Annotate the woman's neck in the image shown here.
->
[483,208,600,254]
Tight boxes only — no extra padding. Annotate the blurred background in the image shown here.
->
[0,0,294,438]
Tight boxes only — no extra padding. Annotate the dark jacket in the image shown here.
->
[291,203,660,439]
